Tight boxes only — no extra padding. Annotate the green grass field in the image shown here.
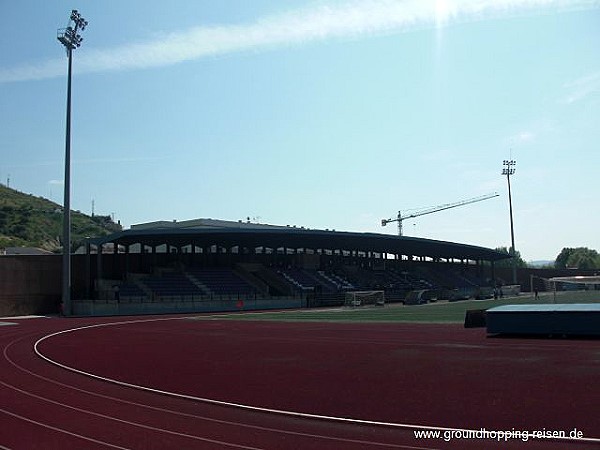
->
[211,290,600,324]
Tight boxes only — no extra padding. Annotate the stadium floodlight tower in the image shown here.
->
[57,10,88,316]
[502,159,517,285]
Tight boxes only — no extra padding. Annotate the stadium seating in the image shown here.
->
[187,267,256,296]
[117,262,491,305]
[118,282,146,299]
[316,271,354,291]
[277,268,346,293]
[142,272,203,297]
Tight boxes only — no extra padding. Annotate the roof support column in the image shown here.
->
[85,240,91,299]
[96,244,103,300]
[152,244,157,274]
[125,244,130,279]
[139,244,145,273]
[112,240,118,279]
[191,240,198,267]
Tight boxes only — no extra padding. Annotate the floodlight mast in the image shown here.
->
[502,159,517,285]
[57,10,87,316]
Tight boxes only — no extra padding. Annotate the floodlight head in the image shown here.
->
[58,10,87,52]
[502,159,516,174]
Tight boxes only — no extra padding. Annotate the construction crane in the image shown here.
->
[381,193,499,236]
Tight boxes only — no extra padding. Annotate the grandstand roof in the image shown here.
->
[88,218,508,262]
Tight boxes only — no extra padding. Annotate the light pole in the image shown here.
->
[58,10,87,316]
[502,159,517,285]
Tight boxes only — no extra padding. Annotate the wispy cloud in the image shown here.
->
[1,0,599,83]
[513,131,536,143]
[505,117,560,148]
[563,71,600,104]
[48,179,64,185]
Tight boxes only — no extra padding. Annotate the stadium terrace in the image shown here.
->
[66,218,510,315]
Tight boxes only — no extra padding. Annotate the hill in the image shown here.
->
[528,260,554,268]
[0,184,122,252]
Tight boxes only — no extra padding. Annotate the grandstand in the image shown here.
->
[3,217,598,316]
[55,218,508,315]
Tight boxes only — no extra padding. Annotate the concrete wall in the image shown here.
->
[0,255,61,316]
[73,297,306,316]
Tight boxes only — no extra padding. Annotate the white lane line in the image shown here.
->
[3,323,265,450]
[2,335,416,449]
[0,407,131,449]
[0,378,263,450]
[34,316,600,444]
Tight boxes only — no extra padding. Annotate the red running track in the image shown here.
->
[0,314,598,449]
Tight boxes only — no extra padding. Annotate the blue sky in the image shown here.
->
[1,1,599,261]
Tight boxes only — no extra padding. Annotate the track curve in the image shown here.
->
[1,316,429,449]
[1,315,598,449]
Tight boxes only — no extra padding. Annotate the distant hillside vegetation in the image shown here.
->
[0,184,122,252]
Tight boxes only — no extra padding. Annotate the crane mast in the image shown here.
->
[381,193,499,236]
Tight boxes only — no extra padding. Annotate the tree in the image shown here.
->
[555,247,600,269]
[494,246,528,268]
[555,248,574,269]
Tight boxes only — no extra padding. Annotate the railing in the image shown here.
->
[93,290,306,304]
[73,293,308,316]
